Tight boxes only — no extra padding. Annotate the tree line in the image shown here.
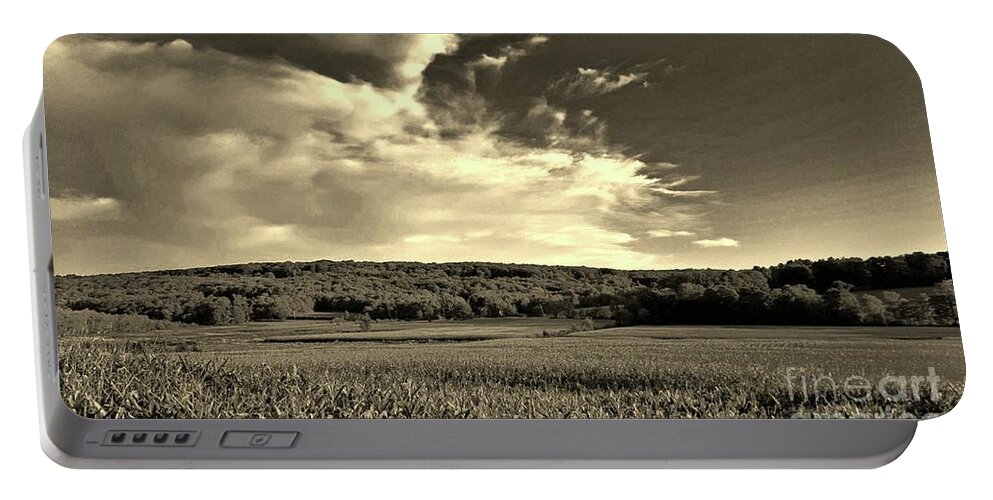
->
[613,279,956,326]
[54,251,957,327]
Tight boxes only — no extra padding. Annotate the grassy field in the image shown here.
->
[58,316,965,419]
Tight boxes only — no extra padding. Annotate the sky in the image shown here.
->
[43,34,948,275]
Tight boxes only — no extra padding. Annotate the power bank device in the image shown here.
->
[25,34,965,468]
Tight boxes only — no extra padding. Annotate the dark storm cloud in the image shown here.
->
[416,35,679,150]
[91,34,444,89]
[436,34,945,267]
[418,34,549,136]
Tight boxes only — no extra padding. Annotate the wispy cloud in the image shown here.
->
[548,57,683,100]
[693,238,740,248]
[550,67,649,99]
[50,196,121,221]
[652,187,719,198]
[647,229,695,238]
[647,174,718,198]
[468,35,549,71]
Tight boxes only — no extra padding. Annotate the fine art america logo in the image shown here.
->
[785,367,946,419]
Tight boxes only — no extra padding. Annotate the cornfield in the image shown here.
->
[59,334,964,419]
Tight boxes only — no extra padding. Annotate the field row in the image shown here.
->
[58,332,965,419]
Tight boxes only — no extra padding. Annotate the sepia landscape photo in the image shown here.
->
[44,34,964,419]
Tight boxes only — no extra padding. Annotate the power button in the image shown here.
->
[220,431,298,448]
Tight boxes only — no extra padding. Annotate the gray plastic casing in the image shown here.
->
[25,98,918,468]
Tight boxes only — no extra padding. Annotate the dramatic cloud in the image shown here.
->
[44,35,715,274]
[417,35,551,138]
[44,35,948,274]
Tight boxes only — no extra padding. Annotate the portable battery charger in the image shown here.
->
[25,34,965,468]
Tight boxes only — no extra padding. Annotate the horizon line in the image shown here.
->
[55,248,951,278]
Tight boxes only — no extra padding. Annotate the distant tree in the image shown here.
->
[729,269,772,291]
[180,296,233,326]
[879,291,904,325]
[822,281,862,325]
[769,285,822,324]
[356,314,372,332]
[313,294,336,312]
[929,280,958,326]
[439,293,473,320]
[251,295,295,320]
[616,287,674,325]
[701,285,740,323]
[807,258,871,291]
[703,285,740,306]
[479,294,516,317]
[858,294,887,325]
[771,260,814,288]
[676,282,706,301]
[231,295,251,324]
[537,296,574,318]
[898,294,936,326]
[736,287,772,323]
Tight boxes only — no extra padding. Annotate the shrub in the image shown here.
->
[56,308,181,337]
